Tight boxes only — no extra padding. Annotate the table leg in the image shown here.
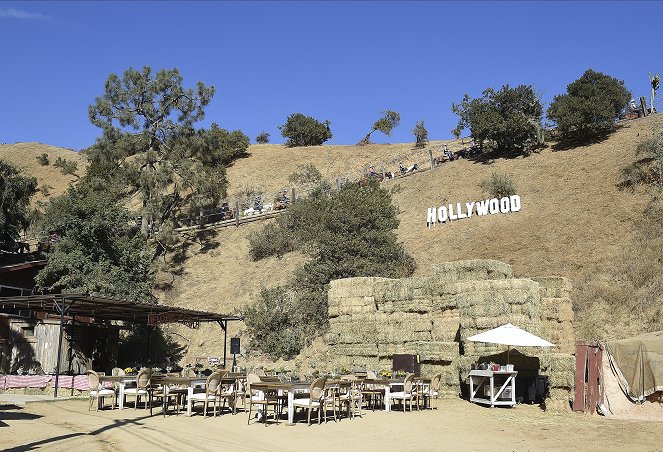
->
[384,385,391,412]
[490,377,495,408]
[119,382,125,410]
[187,386,193,416]
[287,390,294,424]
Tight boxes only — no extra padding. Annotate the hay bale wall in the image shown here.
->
[326,260,576,405]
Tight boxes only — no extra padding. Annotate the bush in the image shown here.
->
[359,110,400,145]
[36,153,49,166]
[479,172,517,199]
[53,157,78,176]
[452,85,543,156]
[619,129,663,188]
[412,120,429,148]
[248,223,297,260]
[279,113,332,147]
[255,131,270,144]
[547,69,631,143]
[243,287,319,359]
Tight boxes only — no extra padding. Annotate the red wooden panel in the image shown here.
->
[573,344,588,412]
[587,347,599,414]
[596,348,604,407]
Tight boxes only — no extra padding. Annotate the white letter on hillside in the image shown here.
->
[476,200,489,216]
[438,206,448,223]
[489,198,499,214]
[456,203,467,219]
[499,197,511,213]
[427,207,437,227]
[448,204,458,220]
[510,195,521,212]
[465,201,475,218]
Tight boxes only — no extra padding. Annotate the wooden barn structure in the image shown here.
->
[0,293,242,396]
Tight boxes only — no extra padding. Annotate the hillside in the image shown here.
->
[0,142,86,205]
[158,115,661,363]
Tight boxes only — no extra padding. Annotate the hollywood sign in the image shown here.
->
[427,195,521,227]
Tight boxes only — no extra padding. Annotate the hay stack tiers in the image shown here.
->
[326,259,575,408]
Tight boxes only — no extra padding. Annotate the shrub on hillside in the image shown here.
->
[255,131,270,144]
[452,85,543,156]
[479,172,517,199]
[53,157,78,176]
[412,120,429,148]
[547,69,631,143]
[279,113,332,147]
[248,223,297,260]
[619,129,663,188]
[36,153,49,166]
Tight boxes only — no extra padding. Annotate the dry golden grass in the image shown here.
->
[0,142,87,205]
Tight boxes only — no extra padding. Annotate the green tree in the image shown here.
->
[547,69,631,143]
[452,85,543,155]
[87,66,248,244]
[246,177,415,359]
[35,186,154,302]
[359,110,400,145]
[255,131,270,144]
[0,159,38,244]
[412,120,429,148]
[278,113,332,147]
[479,172,517,199]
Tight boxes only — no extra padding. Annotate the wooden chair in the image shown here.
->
[86,370,115,411]
[338,376,362,419]
[292,377,327,425]
[361,370,384,410]
[420,373,442,409]
[189,370,223,417]
[123,368,152,410]
[388,373,417,412]
[246,374,281,426]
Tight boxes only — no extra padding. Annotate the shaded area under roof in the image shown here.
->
[0,293,242,325]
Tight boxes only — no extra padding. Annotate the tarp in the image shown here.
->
[606,331,663,402]
[467,323,555,347]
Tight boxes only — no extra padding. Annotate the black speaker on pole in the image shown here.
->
[230,337,241,355]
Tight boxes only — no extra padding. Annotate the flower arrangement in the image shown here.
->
[124,367,135,374]
[379,370,393,378]
[395,370,406,378]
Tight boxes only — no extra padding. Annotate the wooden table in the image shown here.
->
[469,370,518,407]
[249,381,311,425]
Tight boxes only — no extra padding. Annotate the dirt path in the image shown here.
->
[2,399,662,451]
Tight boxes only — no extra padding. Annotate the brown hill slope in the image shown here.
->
[159,115,661,363]
[0,142,86,205]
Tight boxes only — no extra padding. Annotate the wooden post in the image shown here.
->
[234,201,240,227]
[291,188,296,204]
[336,177,342,191]
[428,149,434,169]
[640,96,649,117]
[587,347,599,414]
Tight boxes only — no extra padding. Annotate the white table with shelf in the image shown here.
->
[469,369,517,407]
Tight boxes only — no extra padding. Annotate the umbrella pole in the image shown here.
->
[507,346,510,365]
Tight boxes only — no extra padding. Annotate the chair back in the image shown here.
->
[136,368,152,389]
[206,370,223,395]
[431,373,442,392]
[309,377,327,401]
[366,370,377,379]
[181,368,196,377]
[111,367,125,377]
[403,373,414,393]
[254,368,266,377]
[87,370,100,391]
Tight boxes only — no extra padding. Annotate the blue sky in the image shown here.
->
[1,1,661,150]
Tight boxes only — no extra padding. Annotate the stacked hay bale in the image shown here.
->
[325,260,576,407]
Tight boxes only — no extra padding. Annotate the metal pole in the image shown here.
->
[68,315,75,396]
[223,321,227,369]
[54,298,67,398]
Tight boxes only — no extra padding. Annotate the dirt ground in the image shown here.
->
[1,398,662,452]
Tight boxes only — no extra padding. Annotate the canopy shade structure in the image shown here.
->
[606,331,663,402]
[0,293,243,397]
[467,323,555,347]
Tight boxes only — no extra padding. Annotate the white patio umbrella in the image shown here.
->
[467,323,555,363]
